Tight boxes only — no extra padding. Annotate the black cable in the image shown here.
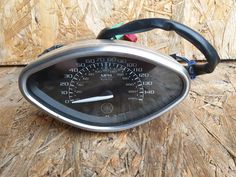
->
[97,18,220,76]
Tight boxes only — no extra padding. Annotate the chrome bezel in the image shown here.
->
[19,40,190,132]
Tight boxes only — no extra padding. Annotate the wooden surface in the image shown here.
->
[0,63,235,177]
[0,0,236,65]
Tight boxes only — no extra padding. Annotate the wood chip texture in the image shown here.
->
[0,63,236,176]
[0,0,236,65]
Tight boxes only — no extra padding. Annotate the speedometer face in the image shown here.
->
[28,56,184,126]
[68,62,144,116]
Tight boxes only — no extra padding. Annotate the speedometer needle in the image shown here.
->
[72,94,114,104]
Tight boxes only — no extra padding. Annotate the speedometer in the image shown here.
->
[19,40,189,131]
[18,18,220,132]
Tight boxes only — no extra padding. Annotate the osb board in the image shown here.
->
[0,63,235,177]
[0,0,236,65]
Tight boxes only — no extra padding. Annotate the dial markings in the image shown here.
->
[68,62,145,103]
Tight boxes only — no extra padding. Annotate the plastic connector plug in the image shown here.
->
[123,34,138,42]
[188,60,197,79]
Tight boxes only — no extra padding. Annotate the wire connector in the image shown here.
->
[188,60,197,79]
[111,22,137,42]
[123,34,138,42]
[170,54,197,79]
